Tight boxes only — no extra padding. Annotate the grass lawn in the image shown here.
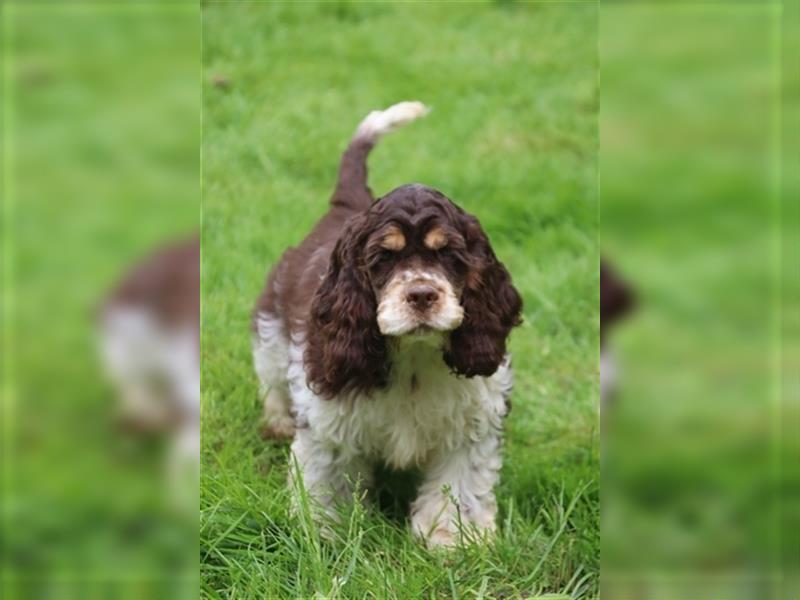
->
[202,3,599,598]
[600,5,795,593]
[5,5,199,597]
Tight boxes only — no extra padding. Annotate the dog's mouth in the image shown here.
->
[378,315,462,337]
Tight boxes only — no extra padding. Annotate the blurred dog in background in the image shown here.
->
[97,235,200,497]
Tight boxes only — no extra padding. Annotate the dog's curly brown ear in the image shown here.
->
[445,214,522,377]
[305,214,389,399]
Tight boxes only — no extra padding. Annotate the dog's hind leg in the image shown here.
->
[253,311,294,440]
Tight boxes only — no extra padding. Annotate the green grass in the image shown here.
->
[202,3,598,598]
[600,4,796,593]
[4,4,199,597]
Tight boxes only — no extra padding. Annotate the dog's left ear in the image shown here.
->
[445,214,522,377]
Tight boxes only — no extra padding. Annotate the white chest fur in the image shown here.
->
[291,336,512,470]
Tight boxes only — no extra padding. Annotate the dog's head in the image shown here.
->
[306,184,522,398]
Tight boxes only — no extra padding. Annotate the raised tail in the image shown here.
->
[331,101,429,211]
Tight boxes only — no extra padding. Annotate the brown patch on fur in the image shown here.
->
[381,226,406,251]
[102,235,199,329]
[601,259,635,346]
[465,269,482,290]
[424,226,448,250]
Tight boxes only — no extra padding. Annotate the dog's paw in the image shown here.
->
[426,527,458,549]
[259,416,295,441]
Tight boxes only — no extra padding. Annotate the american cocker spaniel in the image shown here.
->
[253,101,522,547]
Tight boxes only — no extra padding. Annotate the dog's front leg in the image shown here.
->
[411,434,502,548]
[289,429,372,526]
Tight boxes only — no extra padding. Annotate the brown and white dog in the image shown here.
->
[98,235,200,494]
[252,102,522,547]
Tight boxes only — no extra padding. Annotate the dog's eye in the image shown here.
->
[436,245,455,258]
[368,249,394,269]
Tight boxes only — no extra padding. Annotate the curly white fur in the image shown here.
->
[99,307,200,503]
[254,311,512,547]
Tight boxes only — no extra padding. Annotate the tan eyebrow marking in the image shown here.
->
[380,226,406,251]
[424,226,448,250]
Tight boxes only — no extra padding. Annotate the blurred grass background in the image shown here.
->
[600,3,797,598]
[202,2,598,598]
[2,0,794,598]
[3,3,199,597]
[6,1,791,598]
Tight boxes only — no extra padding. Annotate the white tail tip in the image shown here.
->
[355,101,430,142]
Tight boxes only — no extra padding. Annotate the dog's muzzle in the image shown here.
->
[377,270,464,336]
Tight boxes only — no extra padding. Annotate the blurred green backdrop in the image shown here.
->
[600,3,796,599]
[3,3,199,598]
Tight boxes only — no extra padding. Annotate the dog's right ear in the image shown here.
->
[305,214,389,399]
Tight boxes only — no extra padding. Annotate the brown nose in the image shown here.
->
[406,284,439,311]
